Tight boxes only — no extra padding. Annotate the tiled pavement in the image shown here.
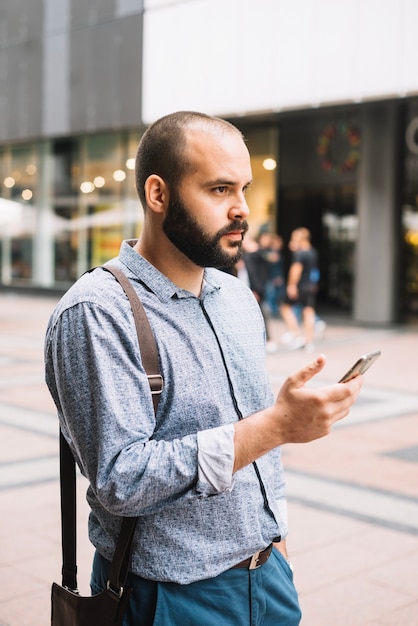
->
[0,292,417,625]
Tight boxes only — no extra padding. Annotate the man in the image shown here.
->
[280,227,320,351]
[45,112,362,625]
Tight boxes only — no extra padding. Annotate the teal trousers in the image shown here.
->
[91,547,302,626]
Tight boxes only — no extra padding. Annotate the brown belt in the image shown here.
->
[232,544,273,570]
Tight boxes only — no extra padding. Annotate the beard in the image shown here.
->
[162,190,249,268]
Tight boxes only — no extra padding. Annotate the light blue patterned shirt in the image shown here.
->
[45,240,287,584]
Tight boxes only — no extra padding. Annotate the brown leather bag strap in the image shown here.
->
[60,264,163,593]
[103,264,163,413]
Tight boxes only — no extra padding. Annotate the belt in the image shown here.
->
[232,544,273,570]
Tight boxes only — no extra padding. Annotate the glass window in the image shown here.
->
[0,143,38,284]
[401,199,418,317]
[52,139,80,283]
[51,130,143,285]
[240,126,279,239]
[401,100,418,319]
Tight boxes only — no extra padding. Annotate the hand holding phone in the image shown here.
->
[338,350,381,383]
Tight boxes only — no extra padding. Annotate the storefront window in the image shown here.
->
[237,126,279,239]
[278,112,360,311]
[0,143,38,284]
[51,131,143,285]
[322,207,358,309]
[82,132,142,267]
[54,133,141,281]
[402,101,418,318]
[401,195,418,317]
[0,130,144,289]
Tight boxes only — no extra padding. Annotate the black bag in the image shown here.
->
[51,508,135,625]
[51,580,132,625]
[51,265,163,625]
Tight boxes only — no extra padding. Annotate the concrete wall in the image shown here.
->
[142,0,418,123]
[2,0,418,139]
[0,0,144,142]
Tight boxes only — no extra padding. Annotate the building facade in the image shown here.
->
[1,0,418,324]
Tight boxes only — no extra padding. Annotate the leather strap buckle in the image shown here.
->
[148,374,164,395]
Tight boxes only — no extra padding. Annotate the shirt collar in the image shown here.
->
[117,239,221,303]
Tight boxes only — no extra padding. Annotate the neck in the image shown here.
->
[133,236,204,297]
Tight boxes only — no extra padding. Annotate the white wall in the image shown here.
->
[142,0,418,123]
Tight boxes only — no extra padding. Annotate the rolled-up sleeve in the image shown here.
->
[196,424,235,496]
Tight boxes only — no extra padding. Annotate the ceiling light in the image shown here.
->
[262,158,277,171]
[94,176,105,188]
[113,169,126,182]
[4,176,15,188]
[21,189,33,200]
[80,181,95,193]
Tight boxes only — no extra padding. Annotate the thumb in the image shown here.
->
[290,354,326,389]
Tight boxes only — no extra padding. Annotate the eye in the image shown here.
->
[214,186,228,194]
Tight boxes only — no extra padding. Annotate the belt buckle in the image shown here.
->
[248,549,262,570]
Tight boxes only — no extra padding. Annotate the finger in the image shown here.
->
[331,376,364,423]
[288,354,327,389]
[318,368,364,399]
[343,374,364,395]
[331,374,364,403]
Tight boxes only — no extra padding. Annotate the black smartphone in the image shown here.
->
[338,350,381,383]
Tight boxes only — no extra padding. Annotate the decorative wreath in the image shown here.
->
[317,123,361,174]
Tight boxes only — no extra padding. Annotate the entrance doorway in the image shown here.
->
[278,185,357,313]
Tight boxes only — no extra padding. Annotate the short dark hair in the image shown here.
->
[135,111,243,207]
[293,227,311,242]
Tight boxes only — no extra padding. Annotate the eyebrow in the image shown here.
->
[206,178,253,188]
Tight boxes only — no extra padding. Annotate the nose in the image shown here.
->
[229,192,250,220]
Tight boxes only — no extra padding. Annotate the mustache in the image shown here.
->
[217,220,249,238]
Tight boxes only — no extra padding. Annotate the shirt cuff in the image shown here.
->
[196,424,235,496]
[276,497,288,529]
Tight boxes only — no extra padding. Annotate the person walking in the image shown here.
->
[280,227,320,352]
[45,111,362,626]
[264,232,285,317]
[240,231,278,352]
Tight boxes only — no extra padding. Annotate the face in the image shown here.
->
[163,188,249,267]
[258,232,272,249]
[289,232,302,251]
[163,127,252,268]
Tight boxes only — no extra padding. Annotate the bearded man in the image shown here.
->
[45,111,362,626]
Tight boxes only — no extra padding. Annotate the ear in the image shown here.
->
[144,174,169,215]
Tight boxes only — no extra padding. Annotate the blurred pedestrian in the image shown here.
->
[280,227,320,351]
[264,233,285,317]
[241,231,278,352]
